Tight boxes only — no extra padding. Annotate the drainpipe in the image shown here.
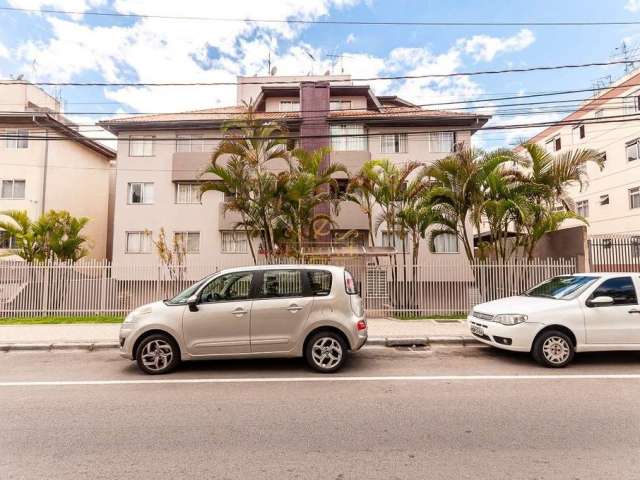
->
[35,117,50,215]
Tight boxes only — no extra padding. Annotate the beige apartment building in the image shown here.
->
[528,69,640,236]
[0,81,116,259]
[100,75,489,268]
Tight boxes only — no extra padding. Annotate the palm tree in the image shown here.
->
[0,210,42,261]
[282,147,347,257]
[426,147,518,262]
[346,160,379,248]
[37,210,90,262]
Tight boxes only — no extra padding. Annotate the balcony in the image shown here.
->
[333,201,369,230]
[330,151,371,178]
[171,152,215,182]
[218,202,245,230]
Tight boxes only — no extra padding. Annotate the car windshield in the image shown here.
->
[165,275,214,305]
[525,275,598,300]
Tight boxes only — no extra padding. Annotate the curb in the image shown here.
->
[0,336,480,352]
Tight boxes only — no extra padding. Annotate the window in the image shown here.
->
[199,272,254,303]
[330,100,352,111]
[624,93,640,114]
[261,270,303,298]
[589,277,638,306]
[1,180,25,199]
[221,231,248,254]
[427,132,454,153]
[545,135,561,153]
[306,270,332,296]
[572,125,585,142]
[380,133,408,153]
[594,109,604,118]
[576,200,589,217]
[330,124,367,151]
[433,233,459,253]
[0,230,15,249]
[128,182,154,204]
[174,232,200,254]
[5,129,29,149]
[600,194,610,206]
[176,134,204,153]
[125,231,152,253]
[279,100,300,112]
[630,187,640,209]
[129,136,154,156]
[627,140,639,162]
[176,183,202,204]
[381,230,409,251]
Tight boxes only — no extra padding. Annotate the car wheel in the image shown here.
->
[135,334,180,375]
[305,331,347,373]
[532,330,575,368]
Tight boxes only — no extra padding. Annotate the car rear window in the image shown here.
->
[306,270,332,296]
[261,270,303,298]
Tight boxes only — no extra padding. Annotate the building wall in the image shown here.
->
[0,81,60,113]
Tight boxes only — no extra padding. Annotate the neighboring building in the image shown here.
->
[100,74,489,268]
[526,69,640,236]
[0,81,116,259]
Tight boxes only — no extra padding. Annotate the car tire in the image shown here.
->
[135,333,180,375]
[532,330,575,368]
[305,331,348,373]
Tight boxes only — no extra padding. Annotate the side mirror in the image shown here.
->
[589,295,614,307]
[187,294,199,312]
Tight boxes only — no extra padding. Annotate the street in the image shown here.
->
[2,346,640,479]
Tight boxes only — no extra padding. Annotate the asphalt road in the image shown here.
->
[2,345,640,479]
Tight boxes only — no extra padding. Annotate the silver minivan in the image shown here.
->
[120,265,368,374]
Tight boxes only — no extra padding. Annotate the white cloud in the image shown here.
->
[346,33,357,44]
[459,29,535,62]
[626,0,640,12]
[0,41,9,59]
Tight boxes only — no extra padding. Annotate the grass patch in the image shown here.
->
[391,313,467,321]
[0,315,124,325]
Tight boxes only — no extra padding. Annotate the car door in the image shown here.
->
[583,276,640,344]
[182,271,256,356]
[250,269,314,354]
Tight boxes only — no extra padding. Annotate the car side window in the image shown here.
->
[260,270,303,298]
[589,277,638,306]
[200,272,253,303]
[306,270,332,296]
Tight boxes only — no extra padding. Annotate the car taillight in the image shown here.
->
[344,270,357,294]
[357,320,367,331]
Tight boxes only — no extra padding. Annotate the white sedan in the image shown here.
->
[468,273,640,367]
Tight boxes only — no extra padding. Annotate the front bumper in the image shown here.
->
[467,316,541,352]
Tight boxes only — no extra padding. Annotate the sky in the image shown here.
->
[1,0,640,149]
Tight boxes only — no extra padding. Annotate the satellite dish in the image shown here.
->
[270,66,277,76]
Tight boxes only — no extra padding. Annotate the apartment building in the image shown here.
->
[100,75,489,268]
[0,81,117,259]
[527,69,640,236]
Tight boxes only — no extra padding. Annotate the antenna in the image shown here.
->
[612,41,640,74]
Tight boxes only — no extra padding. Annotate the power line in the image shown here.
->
[1,59,636,87]
[2,6,640,27]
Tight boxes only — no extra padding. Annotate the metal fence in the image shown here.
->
[588,235,640,272]
[0,258,576,318]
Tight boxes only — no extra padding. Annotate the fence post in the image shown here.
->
[41,264,49,315]
[99,261,107,314]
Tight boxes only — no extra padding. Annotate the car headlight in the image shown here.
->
[122,305,152,326]
[494,314,527,325]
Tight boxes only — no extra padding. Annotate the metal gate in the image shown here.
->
[588,235,640,272]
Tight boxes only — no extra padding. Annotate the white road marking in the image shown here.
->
[2,374,640,387]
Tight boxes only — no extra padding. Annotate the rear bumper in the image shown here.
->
[467,316,541,352]
[352,331,368,351]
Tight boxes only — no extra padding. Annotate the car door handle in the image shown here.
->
[232,307,249,316]
[287,304,303,313]
[629,309,640,314]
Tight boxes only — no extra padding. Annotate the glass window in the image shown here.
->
[128,182,154,204]
[1,180,25,199]
[279,100,300,112]
[600,194,610,206]
[176,183,202,204]
[572,125,585,143]
[381,230,409,251]
[5,129,29,149]
[199,272,253,303]
[261,270,303,298]
[381,133,408,153]
[624,93,640,114]
[176,134,204,153]
[125,231,152,253]
[330,124,367,151]
[630,187,640,209]
[590,277,638,306]
[433,233,459,253]
[221,231,248,253]
[576,200,589,218]
[306,270,332,296]
[526,275,597,299]
[330,100,352,111]
[627,141,638,162]
[174,232,200,254]
[129,136,154,156]
[427,132,454,153]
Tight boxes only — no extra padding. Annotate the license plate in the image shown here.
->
[470,324,485,336]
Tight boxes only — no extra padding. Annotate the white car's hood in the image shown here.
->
[473,295,570,316]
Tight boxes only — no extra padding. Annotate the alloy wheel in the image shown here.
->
[311,337,343,370]
[141,339,174,372]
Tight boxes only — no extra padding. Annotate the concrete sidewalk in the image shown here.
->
[0,318,476,351]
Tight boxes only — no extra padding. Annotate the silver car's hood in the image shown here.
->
[473,295,570,316]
